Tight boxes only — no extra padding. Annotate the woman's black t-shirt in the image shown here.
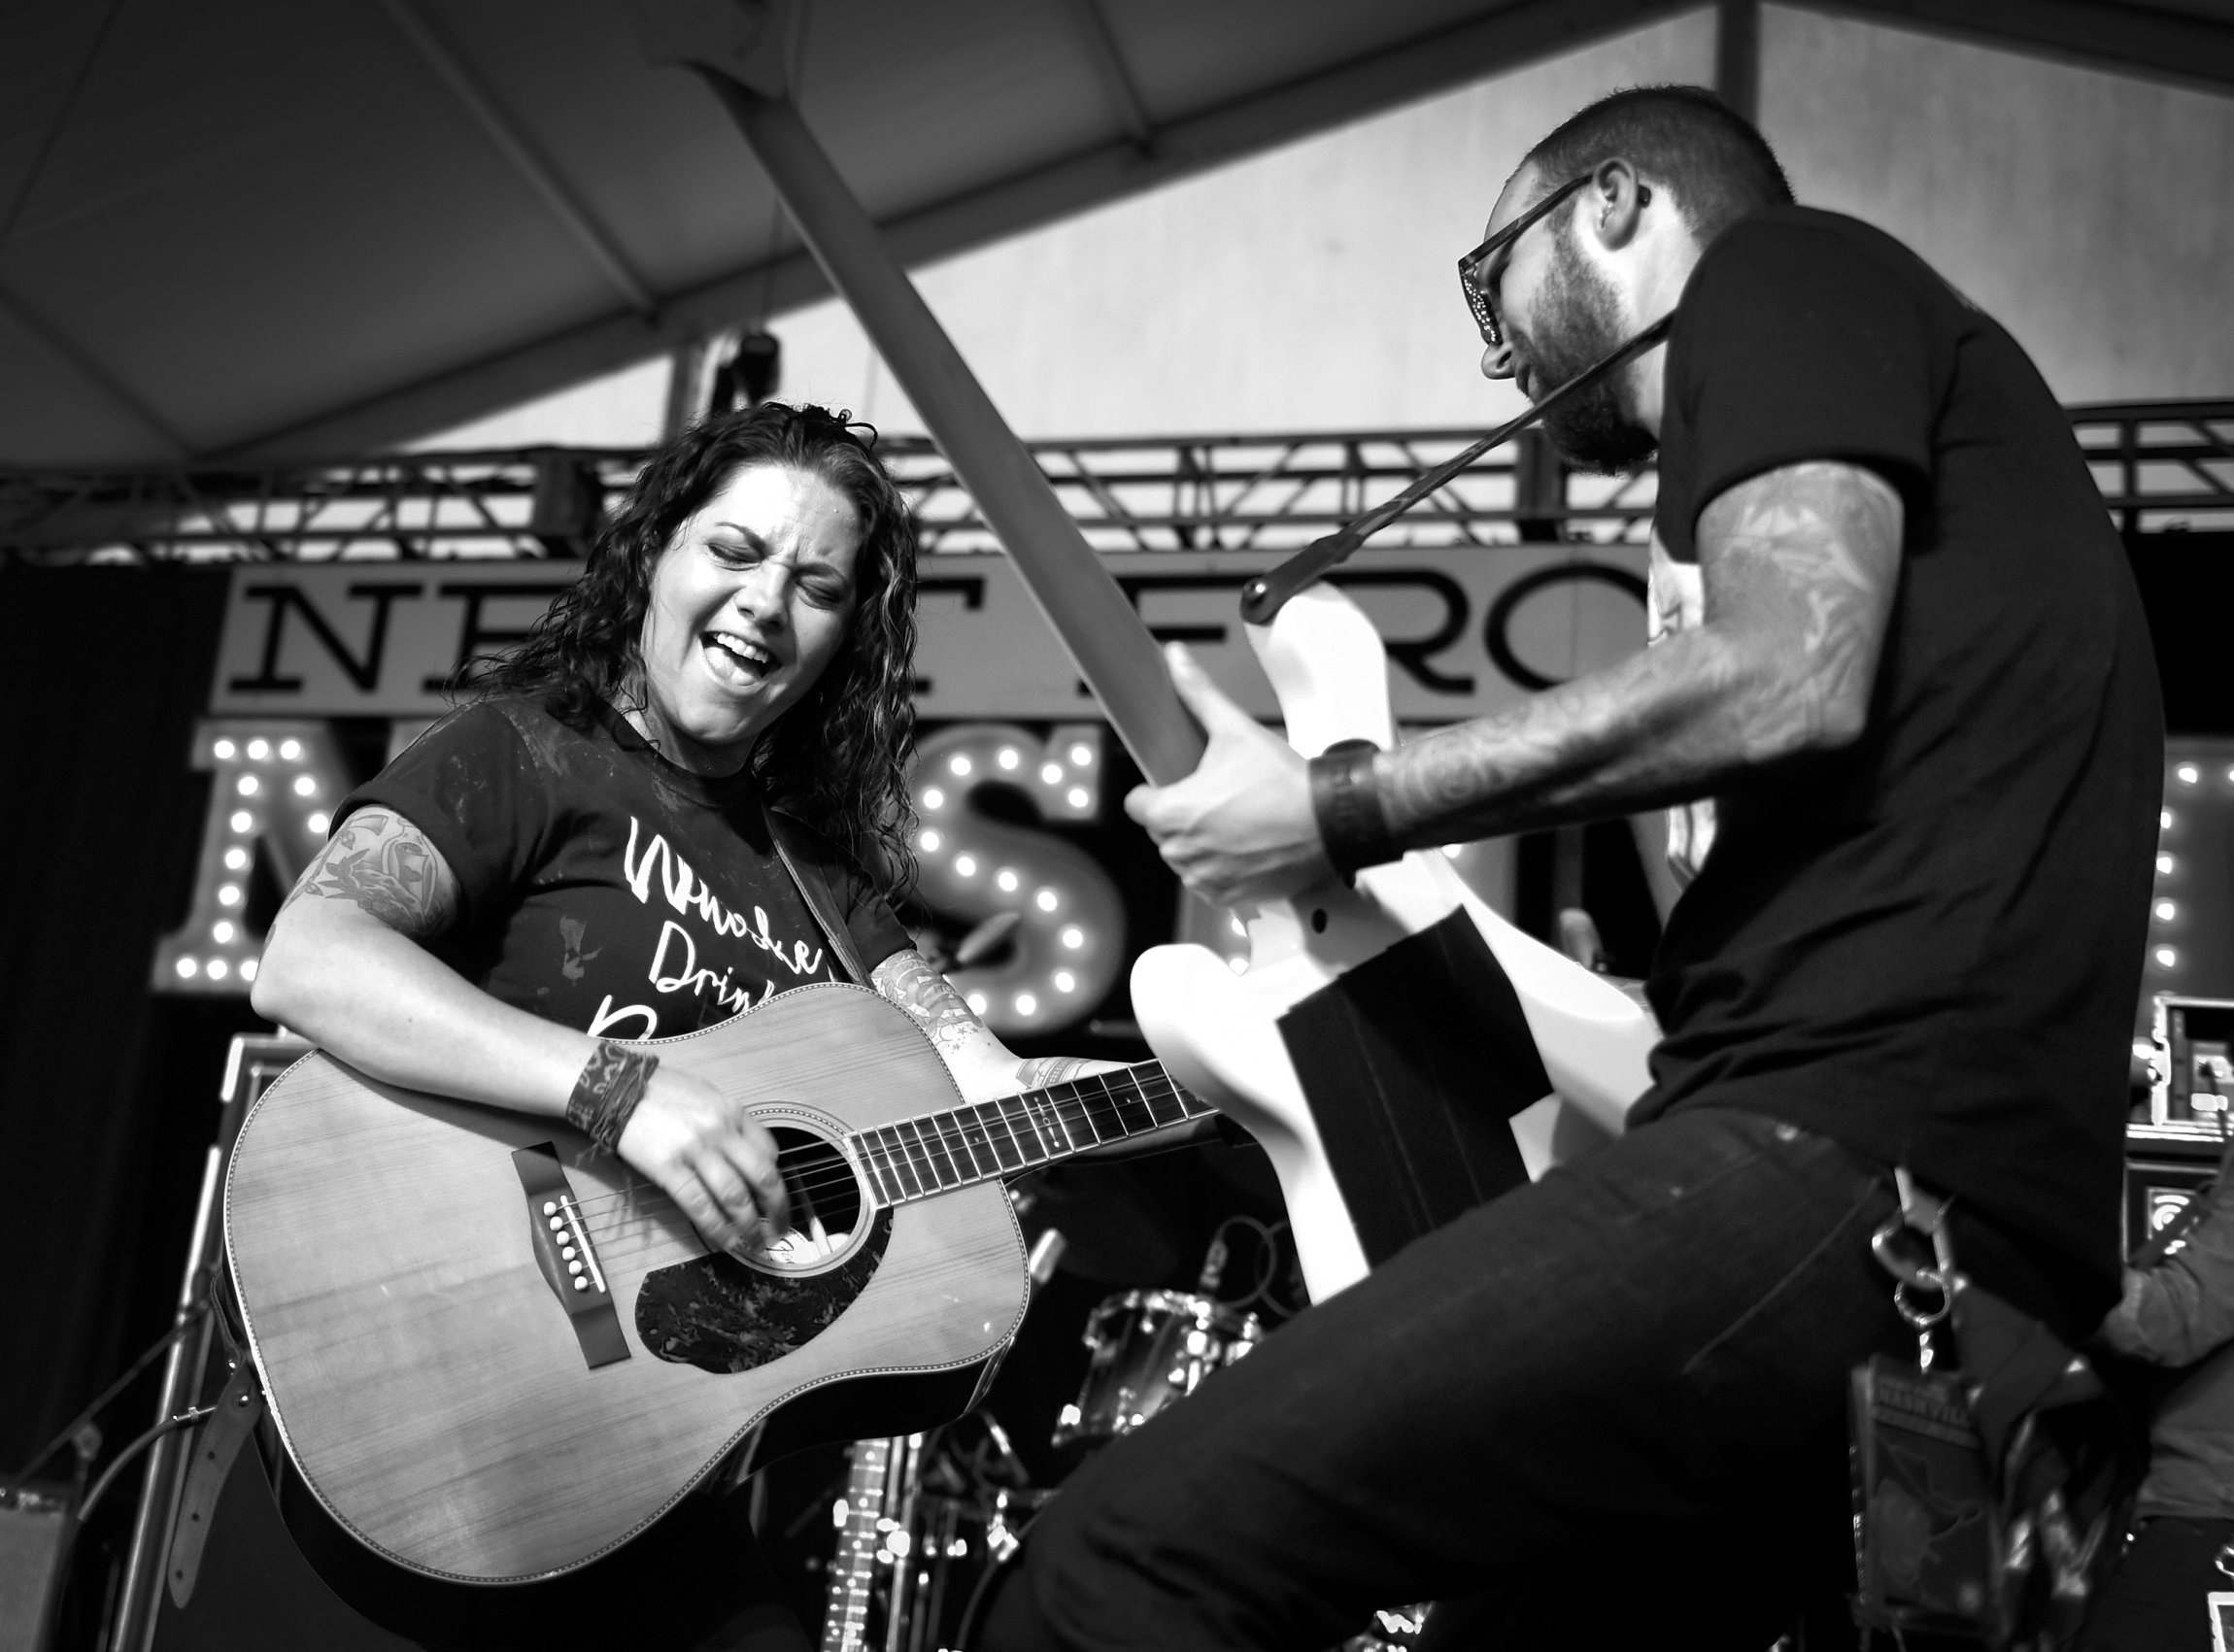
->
[342,695,911,1029]
[332,694,910,1648]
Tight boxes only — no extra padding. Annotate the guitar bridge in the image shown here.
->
[512,1144,630,1369]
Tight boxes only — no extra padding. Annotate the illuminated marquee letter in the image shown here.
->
[152,721,354,995]
[908,724,1124,1036]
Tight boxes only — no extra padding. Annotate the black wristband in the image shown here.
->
[1308,739,1400,877]
[567,1042,660,1152]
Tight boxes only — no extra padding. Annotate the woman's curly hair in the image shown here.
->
[474,401,918,887]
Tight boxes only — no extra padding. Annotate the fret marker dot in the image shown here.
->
[1035,889,1058,911]
[1061,927,1084,950]
[1054,970,1076,993]
[1014,994,1037,1016]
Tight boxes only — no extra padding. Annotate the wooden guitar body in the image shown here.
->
[225,984,1029,1589]
[1132,584,1657,1299]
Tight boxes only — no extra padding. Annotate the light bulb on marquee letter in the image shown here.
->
[906,723,1122,1037]
[152,719,353,995]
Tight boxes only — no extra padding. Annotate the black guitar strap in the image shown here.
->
[762,800,871,986]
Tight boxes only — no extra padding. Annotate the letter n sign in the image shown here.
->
[152,722,353,995]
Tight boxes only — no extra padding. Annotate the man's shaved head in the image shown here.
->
[1522,84,1790,244]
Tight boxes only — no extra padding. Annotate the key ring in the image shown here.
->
[1872,1216,1950,1330]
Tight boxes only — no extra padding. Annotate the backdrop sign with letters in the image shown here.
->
[207,545,1650,722]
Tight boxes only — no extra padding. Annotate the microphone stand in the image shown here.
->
[1238,314,1674,625]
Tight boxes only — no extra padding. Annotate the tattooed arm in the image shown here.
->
[870,950,1211,1158]
[254,807,788,1253]
[870,950,1114,1101]
[1126,461,1903,905]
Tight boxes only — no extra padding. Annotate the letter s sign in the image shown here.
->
[906,723,1125,1037]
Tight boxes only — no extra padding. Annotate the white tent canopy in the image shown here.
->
[1,0,2228,468]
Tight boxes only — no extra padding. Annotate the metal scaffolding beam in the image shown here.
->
[5,402,2227,566]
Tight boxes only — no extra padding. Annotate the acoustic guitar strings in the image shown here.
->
[561,1066,1196,1238]
[565,1072,1198,1231]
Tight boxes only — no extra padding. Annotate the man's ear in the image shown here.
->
[1584,158,1650,253]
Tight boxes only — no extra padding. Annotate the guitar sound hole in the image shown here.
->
[774,1126,863,1241]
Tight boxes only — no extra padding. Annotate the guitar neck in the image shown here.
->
[821,1435,897,1652]
[848,1062,1212,1208]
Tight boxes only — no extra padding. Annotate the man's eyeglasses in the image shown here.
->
[1457,173,1592,351]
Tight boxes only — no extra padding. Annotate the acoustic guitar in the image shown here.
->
[223,982,1210,1591]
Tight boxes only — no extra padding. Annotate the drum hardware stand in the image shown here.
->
[105,1034,303,1652]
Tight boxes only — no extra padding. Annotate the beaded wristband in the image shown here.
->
[1307,739,1400,877]
[566,1042,660,1152]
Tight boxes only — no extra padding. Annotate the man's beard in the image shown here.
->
[1517,231,1658,475]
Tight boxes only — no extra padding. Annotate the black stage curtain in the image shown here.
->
[2126,530,2234,736]
[0,566,240,1474]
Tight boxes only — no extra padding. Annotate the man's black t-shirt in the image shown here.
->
[1633,207,2163,1303]
[343,695,912,1030]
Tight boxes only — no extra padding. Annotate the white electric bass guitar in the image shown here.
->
[1129,583,1659,1300]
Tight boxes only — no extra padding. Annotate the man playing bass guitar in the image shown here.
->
[985,85,2164,1650]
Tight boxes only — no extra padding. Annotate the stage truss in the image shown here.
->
[2,401,2229,565]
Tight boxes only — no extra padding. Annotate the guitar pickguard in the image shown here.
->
[635,1209,894,1375]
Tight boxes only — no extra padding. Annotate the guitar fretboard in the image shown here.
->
[848,1063,1210,1205]
[821,1435,897,1652]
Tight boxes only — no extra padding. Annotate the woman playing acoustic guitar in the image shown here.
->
[254,401,1112,1651]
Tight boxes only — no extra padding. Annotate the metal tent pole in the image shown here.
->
[629,2,1202,785]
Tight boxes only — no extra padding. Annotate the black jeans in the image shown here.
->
[983,1107,1919,1652]
[2076,1516,2234,1652]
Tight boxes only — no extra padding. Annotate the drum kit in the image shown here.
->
[814,1214,1423,1652]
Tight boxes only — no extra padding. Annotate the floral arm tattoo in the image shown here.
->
[1375,459,1903,846]
[279,806,460,940]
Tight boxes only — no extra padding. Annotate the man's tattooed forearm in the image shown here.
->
[280,807,458,938]
[1373,461,1901,846]
[871,950,983,1060]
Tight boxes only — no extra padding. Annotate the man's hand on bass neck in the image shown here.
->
[1123,644,1332,907]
